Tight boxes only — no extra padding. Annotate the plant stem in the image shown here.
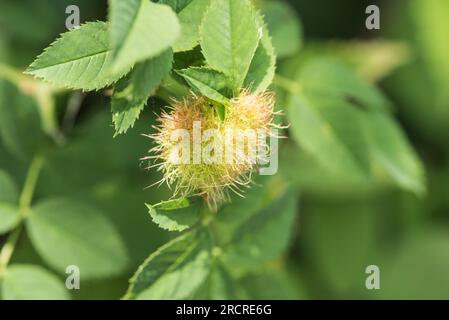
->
[0,62,25,86]
[0,225,23,276]
[0,62,66,145]
[35,89,66,146]
[19,154,45,215]
[273,74,303,93]
[0,154,45,276]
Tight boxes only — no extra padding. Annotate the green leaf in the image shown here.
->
[200,0,260,89]
[0,170,20,234]
[244,12,276,93]
[279,141,377,195]
[126,230,212,299]
[261,1,302,59]
[300,201,379,293]
[241,270,300,300]
[25,22,130,91]
[173,46,205,70]
[34,111,173,271]
[287,92,371,181]
[1,264,70,300]
[147,197,201,232]
[157,0,194,13]
[287,58,425,193]
[299,41,411,82]
[157,0,192,12]
[410,0,449,92]
[215,104,225,121]
[0,81,46,160]
[26,198,129,279]
[176,67,229,104]
[213,177,269,244]
[0,203,20,235]
[168,0,213,52]
[297,58,390,112]
[192,264,238,299]
[112,50,173,136]
[222,188,298,270]
[0,170,18,203]
[379,229,449,299]
[364,113,425,195]
[109,0,180,72]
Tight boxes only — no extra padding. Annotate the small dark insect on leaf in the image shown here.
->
[345,95,367,111]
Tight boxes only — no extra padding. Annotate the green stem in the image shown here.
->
[0,225,23,276]
[19,154,45,215]
[0,62,24,86]
[0,62,66,145]
[35,91,66,146]
[273,74,303,93]
[0,154,45,276]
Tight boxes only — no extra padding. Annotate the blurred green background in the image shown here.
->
[1,0,449,299]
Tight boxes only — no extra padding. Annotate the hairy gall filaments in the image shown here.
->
[145,90,280,210]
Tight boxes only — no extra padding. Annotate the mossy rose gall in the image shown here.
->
[146,90,280,210]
